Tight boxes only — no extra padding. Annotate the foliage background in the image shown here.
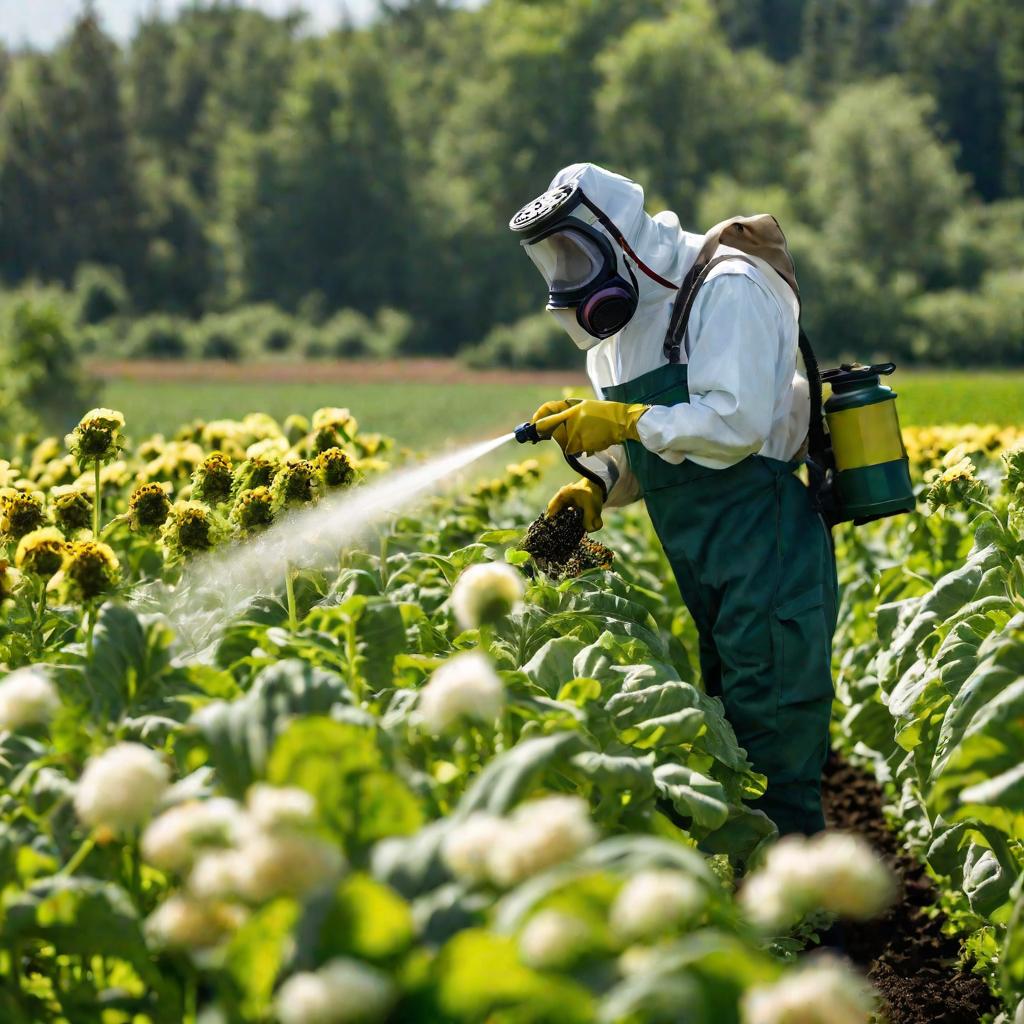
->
[0,0,1021,374]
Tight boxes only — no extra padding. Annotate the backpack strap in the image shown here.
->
[663,254,756,364]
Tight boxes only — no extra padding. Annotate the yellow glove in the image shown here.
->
[531,399,650,456]
[548,477,605,532]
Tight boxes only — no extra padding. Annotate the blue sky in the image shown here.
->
[0,1,377,49]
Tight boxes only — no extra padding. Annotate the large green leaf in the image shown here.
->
[654,764,730,832]
[433,929,594,1023]
[268,717,423,848]
[521,636,588,697]
[191,659,356,796]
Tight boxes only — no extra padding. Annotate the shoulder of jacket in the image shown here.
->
[699,255,793,322]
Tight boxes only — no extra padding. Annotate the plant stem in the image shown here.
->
[59,832,97,876]
[285,564,298,631]
[86,606,97,657]
[93,460,101,538]
[32,578,47,655]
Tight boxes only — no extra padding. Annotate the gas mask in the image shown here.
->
[510,178,677,350]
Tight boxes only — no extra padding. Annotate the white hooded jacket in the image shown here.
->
[544,164,808,507]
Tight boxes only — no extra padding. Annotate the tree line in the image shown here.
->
[0,0,1021,366]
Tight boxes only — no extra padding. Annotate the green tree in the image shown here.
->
[216,38,411,315]
[801,78,965,286]
[901,0,1021,200]
[0,12,142,286]
[594,2,806,220]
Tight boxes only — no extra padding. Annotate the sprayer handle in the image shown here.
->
[565,452,609,500]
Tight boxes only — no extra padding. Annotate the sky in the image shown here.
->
[0,0,377,50]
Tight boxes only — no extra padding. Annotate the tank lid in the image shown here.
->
[821,362,895,391]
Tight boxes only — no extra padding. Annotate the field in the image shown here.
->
[95,364,1024,446]
[0,364,1022,1024]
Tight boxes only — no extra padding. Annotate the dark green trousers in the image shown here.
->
[604,362,838,835]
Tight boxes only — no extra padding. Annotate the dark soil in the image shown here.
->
[821,751,998,1024]
[521,506,615,579]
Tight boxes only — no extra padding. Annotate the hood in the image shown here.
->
[541,164,705,383]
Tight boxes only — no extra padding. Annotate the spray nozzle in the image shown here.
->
[514,421,541,444]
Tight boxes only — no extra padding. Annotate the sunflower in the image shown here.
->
[316,447,354,489]
[128,482,173,531]
[15,527,67,578]
[51,488,94,535]
[231,486,275,535]
[269,460,322,512]
[65,408,126,467]
[160,501,230,561]
[192,452,234,506]
[0,490,46,544]
[52,540,120,602]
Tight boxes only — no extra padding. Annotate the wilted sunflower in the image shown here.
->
[1003,445,1024,492]
[0,559,23,600]
[231,486,275,534]
[30,437,62,470]
[0,490,46,544]
[174,419,206,443]
[234,456,279,494]
[51,488,94,535]
[926,456,989,513]
[128,482,173,531]
[192,452,234,506]
[65,408,126,467]
[283,414,310,446]
[316,447,354,489]
[15,527,67,578]
[270,460,322,512]
[52,540,120,603]
[161,501,229,561]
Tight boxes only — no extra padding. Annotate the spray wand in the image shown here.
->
[513,420,608,493]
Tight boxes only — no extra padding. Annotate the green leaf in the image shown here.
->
[458,732,593,816]
[434,929,594,1023]
[654,764,730,831]
[521,636,587,697]
[268,717,423,848]
[224,900,299,1019]
[191,659,355,796]
[315,873,414,961]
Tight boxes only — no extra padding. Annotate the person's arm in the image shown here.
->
[636,270,786,469]
[574,446,641,508]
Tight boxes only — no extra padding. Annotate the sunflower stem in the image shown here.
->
[32,578,47,655]
[92,460,101,538]
[59,832,97,876]
[86,605,97,657]
[285,564,298,631]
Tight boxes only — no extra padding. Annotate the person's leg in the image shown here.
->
[703,467,836,836]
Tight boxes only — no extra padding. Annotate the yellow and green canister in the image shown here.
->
[820,362,915,524]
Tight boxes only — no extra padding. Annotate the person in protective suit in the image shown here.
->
[513,162,838,836]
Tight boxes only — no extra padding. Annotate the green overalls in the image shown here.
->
[603,362,839,836]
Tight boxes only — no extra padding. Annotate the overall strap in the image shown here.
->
[663,254,756,364]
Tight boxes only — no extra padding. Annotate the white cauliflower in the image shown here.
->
[0,666,60,730]
[417,653,505,734]
[229,831,344,903]
[246,783,316,832]
[451,562,524,630]
[441,813,509,884]
[74,742,170,832]
[141,798,243,874]
[488,795,597,887]
[741,958,876,1024]
[740,832,894,930]
[610,870,706,940]
[145,894,245,950]
[275,958,396,1024]
[519,909,592,969]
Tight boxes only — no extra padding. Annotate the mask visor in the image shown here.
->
[523,228,609,304]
